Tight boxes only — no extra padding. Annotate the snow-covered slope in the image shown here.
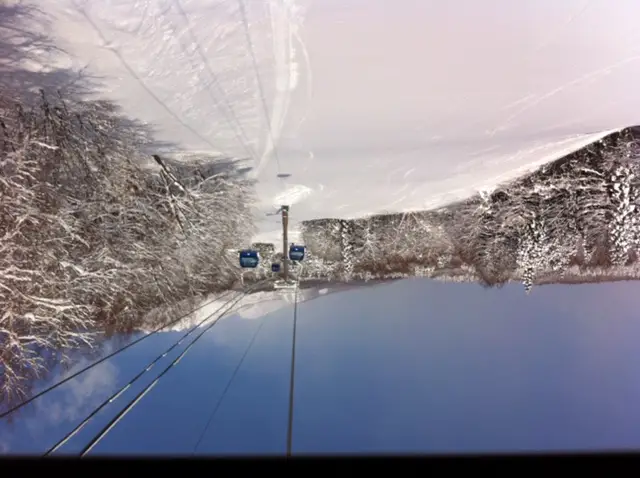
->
[162,289,309,332]
[166,284,357,331]
[30,0,640,242]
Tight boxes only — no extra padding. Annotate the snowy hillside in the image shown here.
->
[29,0,640,242]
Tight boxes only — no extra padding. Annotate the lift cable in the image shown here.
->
[0,289,236,421]
[191,313,267,454]
[44,287,259,455]
[236,0,284,175]
[173,0,259,164]
[77,284,261,456]
[286,270,301,456]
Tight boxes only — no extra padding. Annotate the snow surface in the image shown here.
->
[166,284,355,331]
[28,0,640,243]
[166,289,304,331]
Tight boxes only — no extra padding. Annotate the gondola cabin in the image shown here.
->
[238,249,259,268]
[289,244,305,262]
[271,263,281,273]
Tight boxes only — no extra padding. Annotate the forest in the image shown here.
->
[242,128,640,295]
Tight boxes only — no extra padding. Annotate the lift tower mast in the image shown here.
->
[281,205,290,282]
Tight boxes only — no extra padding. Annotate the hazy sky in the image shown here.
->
[3,278,640,455]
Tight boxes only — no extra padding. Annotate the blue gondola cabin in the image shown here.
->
[271,263,281,272]
[289,244,305,262]
[239,249,259,268]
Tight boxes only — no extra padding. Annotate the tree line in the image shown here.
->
[297,128,640,293]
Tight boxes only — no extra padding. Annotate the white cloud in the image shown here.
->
[0,342,121,453]
[28,347,119,441]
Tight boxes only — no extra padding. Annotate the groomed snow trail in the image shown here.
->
[29,0,640,243]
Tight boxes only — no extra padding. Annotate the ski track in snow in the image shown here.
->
[29,0,640,245]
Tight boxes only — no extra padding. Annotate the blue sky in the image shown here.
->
[2,278,640,455]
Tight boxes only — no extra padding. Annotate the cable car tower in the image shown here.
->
[263,205,306,289]
[281,205,290,281]
[273,205,293,289]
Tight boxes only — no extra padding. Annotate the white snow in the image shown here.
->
[162,286,321,331]
[160,290,302,331]
[28,0,640,243]
[164,283,370,331]
[164,296,233,332]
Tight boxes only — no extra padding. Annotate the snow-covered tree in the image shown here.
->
[298,249,331,280]
[295,128,640,289]
[340,219,356,281]
[249,242,276,279]
[517,218,546,294]
[0,89,254,407]
[301,219,343,262]
[608,165,639,265]
[359,218,380,264]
